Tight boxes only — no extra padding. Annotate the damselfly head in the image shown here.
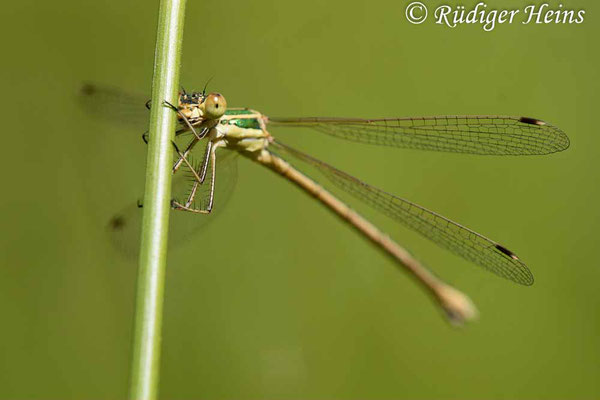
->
[201,92,227,120]
[179,91,205,107]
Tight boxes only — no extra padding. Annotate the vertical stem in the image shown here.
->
[129,0,187,399]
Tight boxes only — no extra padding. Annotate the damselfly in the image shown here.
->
[81,83,569,324]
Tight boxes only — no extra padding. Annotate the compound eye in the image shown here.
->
[203,93,227,119]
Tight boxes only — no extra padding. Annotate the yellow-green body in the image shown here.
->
[215,108,271,153]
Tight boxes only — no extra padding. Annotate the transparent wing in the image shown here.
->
[270,140,534,285]
[78,82,193,134]
[108,149,238,258]
[79,82,151,128]
[269,115,569,155]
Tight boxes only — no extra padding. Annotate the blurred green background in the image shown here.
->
[1,0,598,398]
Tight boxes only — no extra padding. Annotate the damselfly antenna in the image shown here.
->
[202,77,214,96]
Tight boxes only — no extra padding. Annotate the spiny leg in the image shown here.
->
[176,141,213,205]
[185,180,200,208]
[161,99,210,173]
[172,135,203,173]
[171,141,203,184]
[141,101,205,145]
[198,140,213,183]
[171,200,211,214]
[162,100,206,141]
[171,143,218,214]
[204,145,217,212]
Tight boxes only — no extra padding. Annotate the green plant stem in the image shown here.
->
[129,0,187,399]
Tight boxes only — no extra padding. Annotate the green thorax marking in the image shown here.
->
[221,109,262,130]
